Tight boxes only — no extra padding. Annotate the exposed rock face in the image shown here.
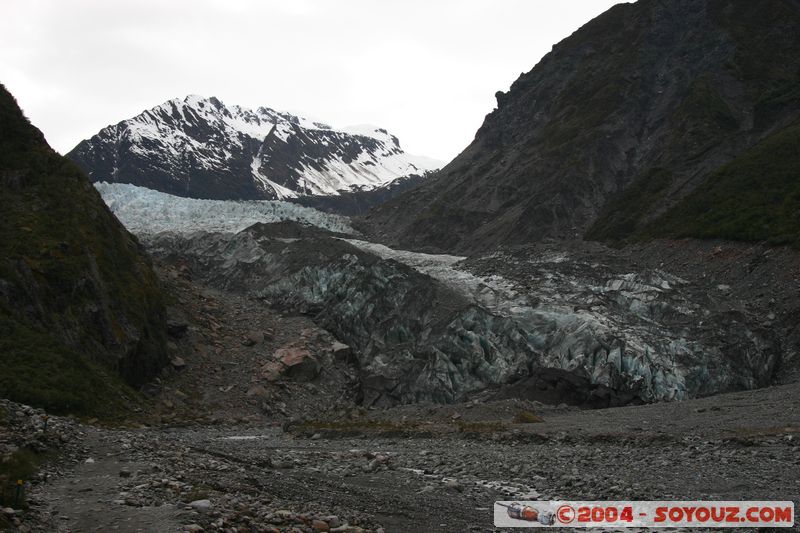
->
[144,223,780,407]
[364,0,800,254]
[68,95,441,201]
[289,173,429,216]
[0,84,167,414]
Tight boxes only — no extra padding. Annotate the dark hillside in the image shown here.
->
[0,84,167,416]
[364,0,800,254]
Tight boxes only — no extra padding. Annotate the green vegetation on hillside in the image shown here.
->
[0,152,167,377]
[585,168,673,242]
[0,83,166,418]
[710,0,800,86]
[642,122,800,247]
[0,305,137,416]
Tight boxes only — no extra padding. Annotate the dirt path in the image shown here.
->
[27,423,494,532]
[34,428,181,533]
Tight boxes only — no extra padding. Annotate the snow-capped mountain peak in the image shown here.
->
[68,96,443,201]
[342,124,399,145]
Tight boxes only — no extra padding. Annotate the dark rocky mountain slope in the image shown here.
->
[0,84,167,415]
[289,172,429,216]
[364,0,800,254]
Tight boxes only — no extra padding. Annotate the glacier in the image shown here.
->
[95,182,355,236]
[98,181,778,407]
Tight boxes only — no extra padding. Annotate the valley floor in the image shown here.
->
[4,237,800,532]
[6,381,799,532]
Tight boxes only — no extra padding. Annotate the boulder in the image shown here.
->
[166,306,189,338]
[188,499,213,513]
[260,346,320,382]
[330,341,352,362]
[312,519,330,532]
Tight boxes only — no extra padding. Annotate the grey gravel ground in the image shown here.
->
[5,381,798,532]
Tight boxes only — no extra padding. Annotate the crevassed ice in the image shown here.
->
[95,182,355,236]
[341,239,528,314]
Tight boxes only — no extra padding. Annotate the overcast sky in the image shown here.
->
[1,0,624,163]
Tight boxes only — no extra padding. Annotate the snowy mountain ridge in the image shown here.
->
[69,95,442,201]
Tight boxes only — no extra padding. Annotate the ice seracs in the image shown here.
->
[95,182,354,236]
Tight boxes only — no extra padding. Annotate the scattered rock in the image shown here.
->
[246,385,269,398]
[272,459,294,469]
[167,320,189,338]
[242,332,263,346]
[189,499,213,513]
[363,459,379,473]
[443,479,462,492]
[312,519,331,531]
